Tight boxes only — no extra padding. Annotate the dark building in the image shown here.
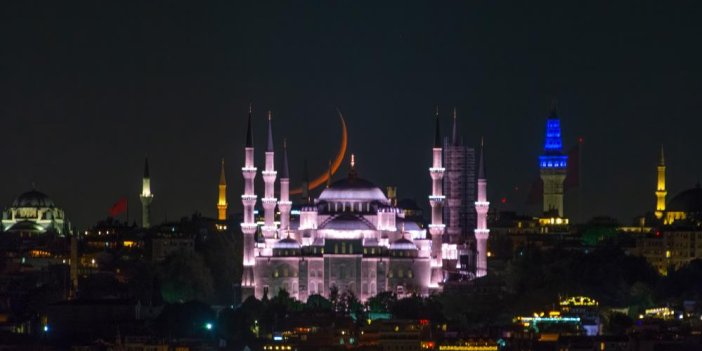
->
[442,110,476,245]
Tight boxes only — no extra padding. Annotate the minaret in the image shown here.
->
[278,139,292,234]
[428,108,446,288]
[655,145,667,219]
[301,160,310,204]
[217,159,228,221]
[474,138,490,277]
[241,105,258,296]
[539,108,568,217]
[140,157,153,229]
[262,111,278,240]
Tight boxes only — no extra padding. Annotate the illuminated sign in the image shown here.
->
[560,296,598,307]
[438,346,498,351]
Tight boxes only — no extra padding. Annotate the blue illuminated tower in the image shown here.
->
[539,108,568,217]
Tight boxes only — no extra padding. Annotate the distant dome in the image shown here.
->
[668,185,702,213]
[274,237,301,249]
[389,237,417,251]
[319,177,389,204]
[12,190,55,208]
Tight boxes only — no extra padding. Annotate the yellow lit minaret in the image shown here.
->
[655,145,666,219]
[217,158,227,220]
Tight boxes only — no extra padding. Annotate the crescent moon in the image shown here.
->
[290,111,347,195]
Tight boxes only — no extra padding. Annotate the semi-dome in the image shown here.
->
[668,185,702,213]
[12,190,55,208]
[318,177,389,204]
[389,237,417,251]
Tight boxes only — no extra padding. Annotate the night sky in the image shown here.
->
[2,1,701,228]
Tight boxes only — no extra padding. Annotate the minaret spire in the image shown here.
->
[262,110,278,242]
[266,110,274,152]
[278,138,292,235]
[246,104,254,148]
[655,144,667,219]
[434,106,441,148]
[241,105,258,298]
[326,159,333,188]
[428,108,446,289]
[281,138,290,179]
[451,107,458,146]
[140,157,154,228]
[475,138,490,277]
[478,137,486,179]
[217,159,227,221]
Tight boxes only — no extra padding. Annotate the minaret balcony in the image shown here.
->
[262,170,277,181]
[428,224,445,235]
[475,201,490,212]
[474,229,490,239]
[241,223,258,233]
[241,195,257,207]
[429,196,445,206]
[429,167,445,174]
[262,197,277,205]
[278,201,292,211]
[242,167,258,178]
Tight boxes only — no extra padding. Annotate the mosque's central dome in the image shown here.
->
[318,177,389,204]
[12,190,56,208]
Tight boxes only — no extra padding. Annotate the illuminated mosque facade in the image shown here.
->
[2,190,71,236]
[238,108,489,301]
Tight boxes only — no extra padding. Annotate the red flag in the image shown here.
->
[110,197,128,217]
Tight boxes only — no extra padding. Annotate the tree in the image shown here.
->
[305,294,333,312]
[366,291,396,314]
[199,231,242,304]
[157,249,214,303]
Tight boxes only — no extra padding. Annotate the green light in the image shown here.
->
[205,322,213,330]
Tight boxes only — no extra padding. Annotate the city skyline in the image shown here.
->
[2,1,702,227]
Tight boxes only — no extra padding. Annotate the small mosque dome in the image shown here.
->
[274,236,301,249]
[668,184,702,214]
[12,190,55,208]
[389,237,417,251]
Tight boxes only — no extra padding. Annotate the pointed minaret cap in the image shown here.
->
[451,107,458,146]
[266,110,274,152]
[659,144,665,166]
[349,153,358,179]
[478,137,486,179]
[219,158,226,185]
[434,106,441,148]
[281,138,290,179]
[548,100,559,119]
[246,104,254,148]
[143,157,150,179]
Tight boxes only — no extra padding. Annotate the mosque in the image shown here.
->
[236,108,490,302]
[1,189,71,236]
[651,146,702,227]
